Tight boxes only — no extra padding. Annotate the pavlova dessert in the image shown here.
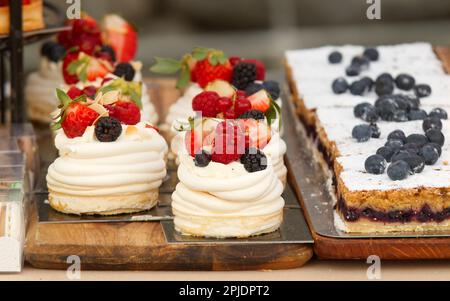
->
[172,119,285,238]
[46,83,167,215]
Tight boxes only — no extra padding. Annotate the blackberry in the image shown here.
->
[240,148,268,173]
[414,84,432,98]
[332,77,349,94]
[363,48,379,61]
[238,109,265,120]
[263,81,281,99]
[194,150,212,167]
[328,51,343,64]
[113,62,136,81]
[95,117,122,142]
[100,45,116,62]
[429,108,448,120]
[232,62,257,90]
[245,82,264,96]
[395,74,415,91]
[365,155,387,175]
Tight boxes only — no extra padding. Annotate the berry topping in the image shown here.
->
[419,144,440,165]
[406,134,429,147]
[363,48,379,61]
[194,150,212,167]
[263,81,281,100]
[387,130,407,144]
[242,59,266,81]
[67,86,83,99]
[232,62,257,90]
[217,97,233,113]
[192,91,220,118]
[113,62,135,81]
[238,110,265,120]
[423,117,443,131]
[376,146,396,162]
[248,89,271,113]
[425,129,445,147]
[408,109,427,121]
[82,85,97,98]
[332,77,348,94]
[94,117,122,142]
[365,155,387,175]
[52,89,99,138]
[211,121,245,164]
[429,108,448,120]
[240,148,268,173]
[395,74,415,91]
[387,160,410,181]
[328,51,343,64]
[245,82,264,96]
[105,101,141,125]
[102,14,138,62]
[234,96,252,117]
[352,124,372,142]
[414,84,432,98]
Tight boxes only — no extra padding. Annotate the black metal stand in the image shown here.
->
[10,1,25,123]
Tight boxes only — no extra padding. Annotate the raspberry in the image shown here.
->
[67,86,83,99]
[211,121,245,164]
[95,117,122,142]
[192,91,220,117]
[106,101,141,125]
[229,56,242,66]
[224,108,236,119]
[234,97,252,117]
[82,85,97,98]
[217,97,233,113]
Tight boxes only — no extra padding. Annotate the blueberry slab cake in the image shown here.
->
[285,43,450,233]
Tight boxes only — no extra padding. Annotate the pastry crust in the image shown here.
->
[0,0,44,35]
[48,189,159,216]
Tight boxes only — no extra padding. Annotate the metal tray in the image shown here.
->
[283,87,450,239]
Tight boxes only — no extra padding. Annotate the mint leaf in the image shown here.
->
[150,57,182,74]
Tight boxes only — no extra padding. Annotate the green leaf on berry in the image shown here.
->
[191,47,209,61]
[56,88,72,108]
[150,57,182,74]
[176,65,191,89]
[265,94,282,130]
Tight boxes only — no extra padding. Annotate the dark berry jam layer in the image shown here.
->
[336,198,450,223]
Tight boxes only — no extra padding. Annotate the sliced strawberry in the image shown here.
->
[102,14,138,63]
[86,57,110,82]
[185,130,202,156]
[238,119,271,149]
[105,101,141,125]
[65,52,112,84]
[248,90,271,113]
[61,102,99,138]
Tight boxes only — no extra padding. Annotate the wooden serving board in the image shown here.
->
[285,46,450,260]
[24,78,313,271]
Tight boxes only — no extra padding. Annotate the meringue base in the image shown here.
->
[48,189,159,216]
[172,208,283,238]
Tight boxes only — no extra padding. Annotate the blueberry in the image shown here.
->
[350,80,367,95]
[392,95,410,111]
[425,129,445,147]
[365,155,387,175]
[395,74,415,91]
[419,144,440,165]
[414,84,432,98]
[406,134,429,147]
[385,140,404,151]
[41,41,56,57]
[408,109,427,121]
[425,143,442,156]
[403,154,425,173]
[245,82,264,96]
[49,43,66,62]
[328,51,343,64]
[429,108,448,120]
[351,56,370,70]
[376,146,396,162]
[263,81,281,99]
[194,150,212,167]
[423,117,443,132]
[387,130,407,144]
[363,48,379,61]
[332,77,349,94]
[376,73,394,85]
[360,76,374,91]
[354,102,372,118]
[404,95,420,110]
[392,110,409,122]
[375,96,398,121]
[346,65,361,77]
[361,106,379,123]
[391,150,412,163]
[352,124,372,142]
[375,81,394,96]
[369,123,381,138]
[387,160,411,181]
[402,143,420,155]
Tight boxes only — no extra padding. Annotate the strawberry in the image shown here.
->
[62,51,80,84]
[242,59,265,81]
[248,90,271,113]
[105,101,141,125]
[65,52,112,84]
[185,129,203,156]
[58,14,101,53]
[211,121,245,164]
[238,119,271,149]
[192,58,232,88]
[102,14,138,63]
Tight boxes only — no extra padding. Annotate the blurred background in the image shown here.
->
[25,0,450,74]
